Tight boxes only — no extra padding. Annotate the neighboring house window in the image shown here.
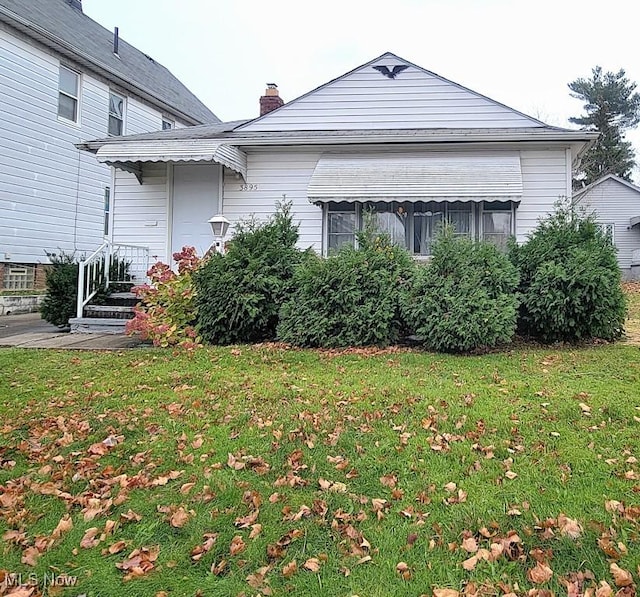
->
[481,202,514,250]
[58,65,80,123]
[103,187,111,236]
[3,264,35,290]
[108,92,125,136]
[162,119,174,130]
[324,201,475,256]
[597,222,615,243]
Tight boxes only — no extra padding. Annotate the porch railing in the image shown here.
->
[76,242,149,318]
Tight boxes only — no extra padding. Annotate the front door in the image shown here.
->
[171,164,221,262]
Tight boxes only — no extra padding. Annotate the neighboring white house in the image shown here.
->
[0,0,218,291]
[573,174,640,279]
[79,52,597,268]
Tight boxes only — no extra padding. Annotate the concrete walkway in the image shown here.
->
[0,313,146,350]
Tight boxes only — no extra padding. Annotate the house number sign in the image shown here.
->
[239,183,258,191]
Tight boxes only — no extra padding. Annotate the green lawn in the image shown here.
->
[0,321,639,595]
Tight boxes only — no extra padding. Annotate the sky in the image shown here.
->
[82,0,640,179]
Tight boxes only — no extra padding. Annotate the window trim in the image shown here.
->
[103,186,111,237]
[596,222,615,244]
[57,64,81,125]
[108,91,126,136]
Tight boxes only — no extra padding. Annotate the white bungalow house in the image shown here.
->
[0,0,218,293]
[573,174,640,279]
[78,52,597,319]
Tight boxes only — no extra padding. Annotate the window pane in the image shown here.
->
[59,67,78,96]
[162,119,173,130]
[109,93,124,118]
[413,203,444,255]
[328,212,356,252]
[482,211,512,250]
[108,114,123,136]
[328,212,356,235]
[483,212,511,235]
[58,93,77,121]
[373,209,408,248]
[449,210,471,236]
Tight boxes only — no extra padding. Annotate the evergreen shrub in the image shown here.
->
[510,202,626,342]
[40,251,78,327]
[194,202,308,344]
[402,228,520,353]
[277,223,415,348]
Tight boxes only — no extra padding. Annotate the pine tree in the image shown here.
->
[569,66,640,187]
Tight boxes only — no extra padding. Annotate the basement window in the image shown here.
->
[3,264,35,290]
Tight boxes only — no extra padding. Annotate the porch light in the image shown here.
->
[208,214,230,254]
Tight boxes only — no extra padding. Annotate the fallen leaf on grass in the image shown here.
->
[558,514,582,539]
[303,557,321,572]
[116,546,159,581]
[596,580,614,597]
[527,561,553,584]
[106,540,128,555]
[169,507,191,528]
[282,560,297,578]
[80,527,101,549]
[191,533,218,562]
[51,514,73,541]
[21,546,41,567]
[230,535,246,556]
[610,563,633,587]
[462,536,478,553]
[433,589,460,597]
[396,561,412,580]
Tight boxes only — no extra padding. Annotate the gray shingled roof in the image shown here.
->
[0,0,219,124]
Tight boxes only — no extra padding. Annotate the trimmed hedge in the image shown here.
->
[510,203,626,342]
[194,203,309,345]
[402,229,520,353]
[277,229,414,348]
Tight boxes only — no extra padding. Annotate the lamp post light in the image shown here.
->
[207,214,230,254]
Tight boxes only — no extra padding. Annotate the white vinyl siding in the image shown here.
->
[575,177,640,271]
[240,56,544,133]
[112,164,168,263]
[222,149,324,252]
[0,25,190,265]
[517,149,568,243]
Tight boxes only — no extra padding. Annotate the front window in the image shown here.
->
[327,203,356,253]
[108,92,125,136]
[58,65,80,123]
[482,202,513,250]
[596,222,615,244]
[325,201,478,256]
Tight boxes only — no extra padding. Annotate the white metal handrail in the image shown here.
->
[76,241,150,318]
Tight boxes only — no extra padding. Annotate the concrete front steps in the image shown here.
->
[70,292,138,335]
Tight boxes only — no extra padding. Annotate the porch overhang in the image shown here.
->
[95,140,247,180]
[308,152,523,203]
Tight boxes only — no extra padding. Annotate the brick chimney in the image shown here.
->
[260,83,284,116]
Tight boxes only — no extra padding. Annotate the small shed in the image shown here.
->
[573,174,640,279]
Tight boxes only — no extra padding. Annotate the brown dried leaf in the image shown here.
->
[303,557,321,572]
[610,563,633,587]
[230,535,246,556]
[282,560,297,578]
[433,590,460,597]
[21,546,41,567]
[80,527,101,549]
[462,555,479,571]
[51,514,73,541]
[462,536,478,553]
[527,561,553,584]
[396,561,412,580]
[107,540,128,554]
[596,581,614,597]
[169,507,191,528]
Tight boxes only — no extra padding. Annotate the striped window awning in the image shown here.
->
[308,152,522,203]
[96,140,247,180]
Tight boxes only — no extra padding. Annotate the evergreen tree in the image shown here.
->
[569,66,640,187]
